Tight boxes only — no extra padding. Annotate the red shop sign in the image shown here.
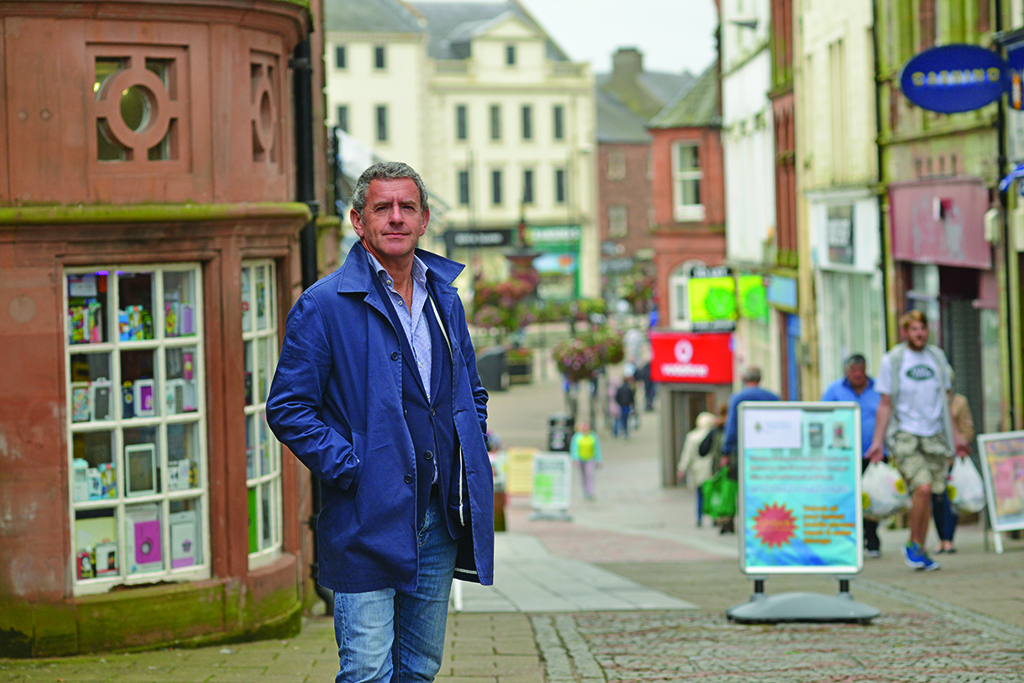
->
[649,332,733,384]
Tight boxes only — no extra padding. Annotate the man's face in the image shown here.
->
[845,363,867,391]
[351,178,429,264]
[904,320,929,351]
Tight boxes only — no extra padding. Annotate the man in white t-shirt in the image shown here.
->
[866,310,969,572]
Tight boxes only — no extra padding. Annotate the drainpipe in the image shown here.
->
[290,36,333,614]
[870,0,891,346]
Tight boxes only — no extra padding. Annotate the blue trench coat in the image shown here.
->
[266,242,493,593]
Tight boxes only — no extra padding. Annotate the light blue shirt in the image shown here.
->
[366,252,432,399]
[822,376,881,457]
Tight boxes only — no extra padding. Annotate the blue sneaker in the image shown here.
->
[904,542,940,571]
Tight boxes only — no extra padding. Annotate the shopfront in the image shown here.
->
[0,0,318,656]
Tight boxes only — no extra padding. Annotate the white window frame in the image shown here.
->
[608,205,627,238]
[65,263,209,596]
[242,260,283,568]
[672,141,705,221]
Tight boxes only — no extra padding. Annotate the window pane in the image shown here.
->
[118,272,155,341]
[125,503,164,574]
[490,104,501,140]
[72,431,116,502]
[456,105,467,141]
[491,170,502,205]
[67,271,110,345]
[335,46,346,69]
[75,508,118,580]
[521,106,532,140]
[522,169,534,204]
[376,105,388,142]
[169,498,203,568]
[680,178,701,205]
[167,422,201,491]
[676,144,699,170]
[553,105,564,140]
[163,270,197,338]
[374,46,386,69]
[458,170,470,205]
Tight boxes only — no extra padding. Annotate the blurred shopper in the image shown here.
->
[867,310,970,572]
[721,366,780,457]
[614,377,636,439]
[932,374,976,554]
[822,353,885,557]
[637,359,656,412]
[570,421,603,501]
[699,405,733,532]
[677,411,718,526]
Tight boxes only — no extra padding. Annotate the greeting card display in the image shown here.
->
[125,444,156,497]
[134,380,156,417]
[126,505,162,574]
[71,382,91,423]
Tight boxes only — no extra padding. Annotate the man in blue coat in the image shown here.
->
[266,161,493,683]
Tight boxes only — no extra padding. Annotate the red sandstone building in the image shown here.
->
[0,0,333,656]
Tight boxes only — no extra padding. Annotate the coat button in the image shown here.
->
[391,351,400,361]
[404,474,413,484]
[424,451,433,460]
[429,408,435,416]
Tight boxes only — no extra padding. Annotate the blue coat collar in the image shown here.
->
[336,241,464,295]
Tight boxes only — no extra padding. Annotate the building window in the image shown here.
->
[672,141,704,221]
[554,168,566,204]
[489,104,502,141]
[65,265,207,594]
[491,169,503,205]
[335,46,346,69]
[553,105,565,141]
[455,104,468,141]
[521,105,533,141]
[374,45,386,70]
[241,261,282,565]
[336,105,349,133]
[607,149,626,180]
[506,44,516,66]
[376,105,388,143]
[608,205,627,238]
[522,168,534,204]
[458,169,471,206]
[668,266,690,328]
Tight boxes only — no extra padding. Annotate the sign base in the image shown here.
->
[727,590,879,624]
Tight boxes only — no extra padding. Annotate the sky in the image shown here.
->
[516,0,718,77]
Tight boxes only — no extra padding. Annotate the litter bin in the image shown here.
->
[476,347,509,392]
[547,413,575,452]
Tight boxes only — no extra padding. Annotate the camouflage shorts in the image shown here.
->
[890,431,951,492]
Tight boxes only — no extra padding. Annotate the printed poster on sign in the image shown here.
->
[738,402,862,575]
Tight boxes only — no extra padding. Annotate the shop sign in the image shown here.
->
[766,275,798,311]
[687,265,736,331]
[899,44,1007,113]
[649,331,733,384]
[444,228,512,249]
[527,225,581,247]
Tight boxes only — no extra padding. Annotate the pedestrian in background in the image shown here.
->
[570,421,603,501]
[677,411,718,526]
[699,405,733,532]
[822,353,885,557]
[721,366,780,457]
[867,309,969,573]
[266,161,494,683]
[614,377,636,439]
[932,371,976,554]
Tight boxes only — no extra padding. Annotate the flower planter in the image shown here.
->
[505,348,533,385]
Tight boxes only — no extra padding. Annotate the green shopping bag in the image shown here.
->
[701,468,738,518]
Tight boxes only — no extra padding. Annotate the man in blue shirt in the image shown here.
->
[721,366,780,458]
[822,353,884,557]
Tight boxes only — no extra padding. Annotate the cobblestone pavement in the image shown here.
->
[541,611,1024,683]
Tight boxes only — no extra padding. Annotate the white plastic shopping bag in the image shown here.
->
[861,461,911,521]
[947,457,986,514]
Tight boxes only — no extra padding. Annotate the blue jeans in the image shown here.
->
[333,494,458,683]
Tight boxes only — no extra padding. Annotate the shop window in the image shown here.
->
[65,265,207,595]
[242,261,282,564]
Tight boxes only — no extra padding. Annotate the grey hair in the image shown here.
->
[351,161,429,217]
[844,353,867,369]
[741,366,761,383]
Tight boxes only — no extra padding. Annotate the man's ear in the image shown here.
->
[350,208,365,237]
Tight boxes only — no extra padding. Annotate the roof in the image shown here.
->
[409,1,569,61]
[324,0,425,34]
[596,91,651,144]
[596,70,696,106]
[649,62,721,129]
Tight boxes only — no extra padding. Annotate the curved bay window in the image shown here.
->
[65,265,207,595]
[242,260,282,566]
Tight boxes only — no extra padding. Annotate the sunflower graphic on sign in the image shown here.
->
[752,502,798,549]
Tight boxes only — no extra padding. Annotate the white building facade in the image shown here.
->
[323,0,598,299]
[721,0,780,389]
[796,1,886,387]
